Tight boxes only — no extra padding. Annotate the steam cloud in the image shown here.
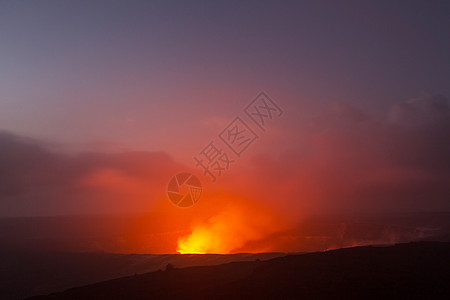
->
[1,94,449,217]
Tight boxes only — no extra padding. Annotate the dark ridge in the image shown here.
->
[30,241,450,300]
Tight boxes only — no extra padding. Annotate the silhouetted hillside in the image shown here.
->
[31,242,450,299]
[0,252,284,299]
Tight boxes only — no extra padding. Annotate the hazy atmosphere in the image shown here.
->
[1,1,449,299]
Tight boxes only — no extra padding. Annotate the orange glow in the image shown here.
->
[177,226,218,254]
[176,210,234,254]
[176,203,286,254]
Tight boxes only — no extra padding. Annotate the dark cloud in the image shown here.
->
[0,131,183,216]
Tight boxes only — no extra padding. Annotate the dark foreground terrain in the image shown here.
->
[31,242,450,300]
[0,252,284,299]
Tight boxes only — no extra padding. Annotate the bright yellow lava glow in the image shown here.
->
[177,225,225,254]
[176,205,280,254]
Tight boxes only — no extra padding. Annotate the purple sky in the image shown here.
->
[0,1,449,216]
